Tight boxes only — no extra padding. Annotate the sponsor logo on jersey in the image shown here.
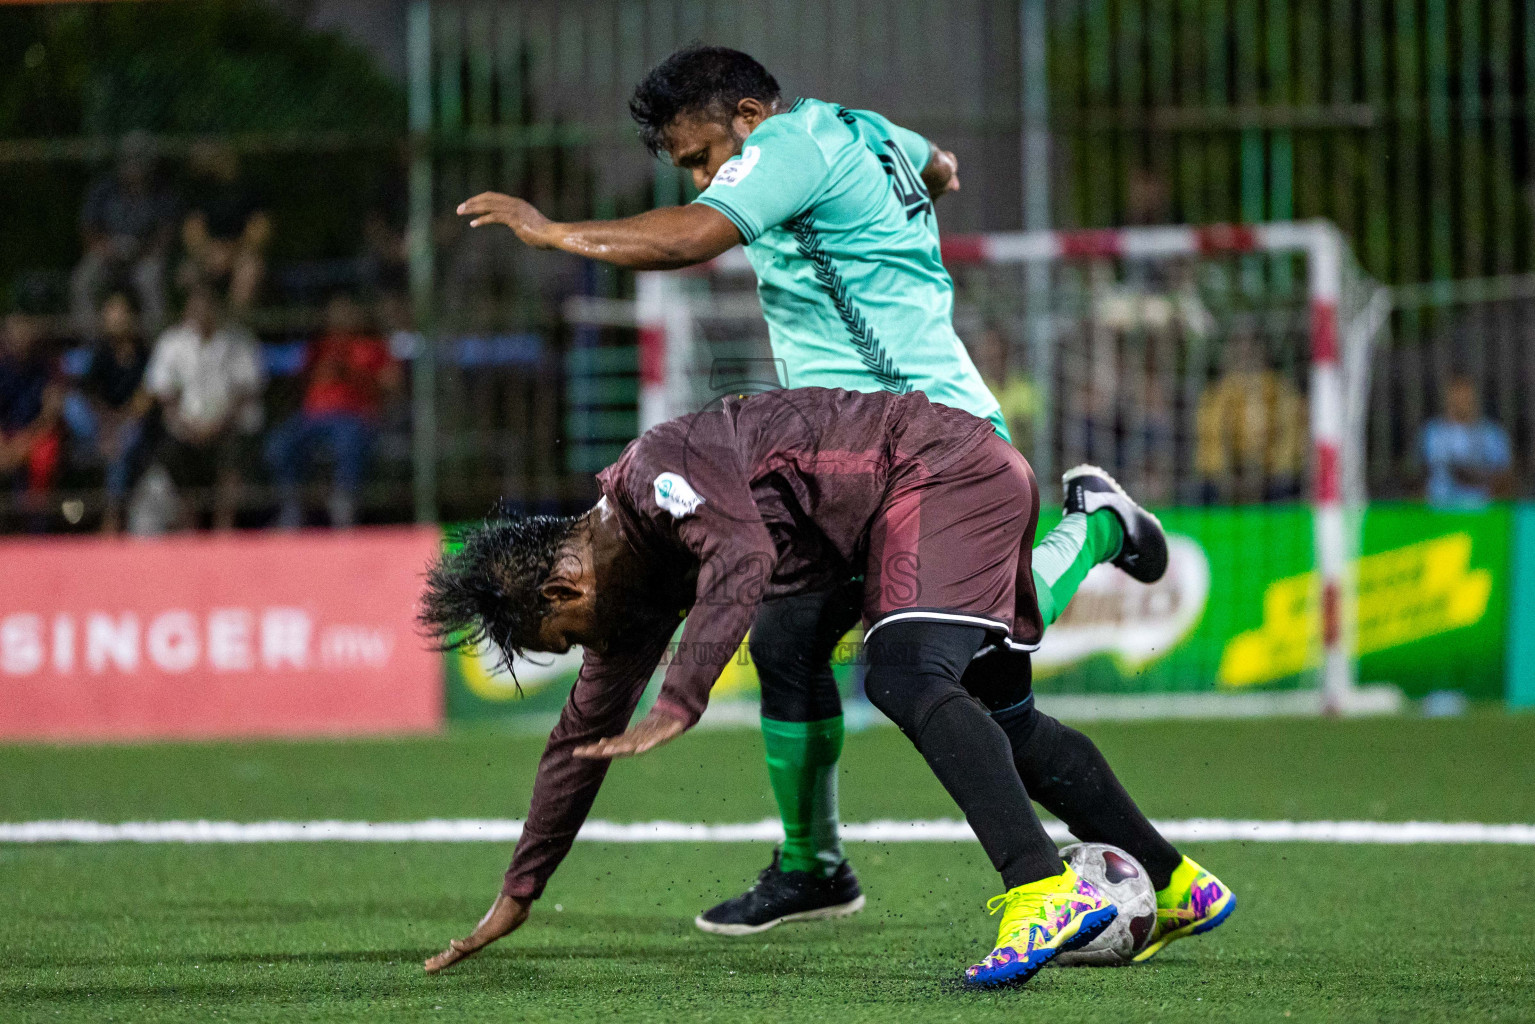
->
[653,472,705,518]
[710,145,760,188]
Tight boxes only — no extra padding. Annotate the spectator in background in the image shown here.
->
[143,286,265,531]
[1090,258,1215,342]
[178,142,271,312]
[63,293,153,534]
[1195,333,1307,503]
[266,293,401,528]
[0,311,64,531]
[71,133,180,336]
[1421,374,1512,509]
[1125,165,1173,227]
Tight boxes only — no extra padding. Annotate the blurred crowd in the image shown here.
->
[971,168,1519,511]
[64,134,410,336]
[1,286,409,535]
[974,259,1514,512]
[0,140,413,534]
[2,144,1521,536]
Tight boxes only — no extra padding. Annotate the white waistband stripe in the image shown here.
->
[864,610,1013,642]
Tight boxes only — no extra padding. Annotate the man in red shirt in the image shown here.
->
[265,293,401,527]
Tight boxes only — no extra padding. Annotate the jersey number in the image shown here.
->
[879,141,934,221]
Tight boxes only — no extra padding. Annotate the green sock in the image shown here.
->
[761,715,845,877]
[1031,510,1125,628]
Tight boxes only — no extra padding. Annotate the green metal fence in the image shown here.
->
[411,0,1535,282]
[1045,0,1535,287]
[406,0,1535,512]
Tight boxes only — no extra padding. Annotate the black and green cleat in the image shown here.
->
[1062,464,1168,585]
[695,851,865,936]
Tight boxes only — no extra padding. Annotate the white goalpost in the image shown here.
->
[569,220,1393,713]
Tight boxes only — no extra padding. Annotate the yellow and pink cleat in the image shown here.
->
[1132,854,1236,962]
[964,865,1119,988]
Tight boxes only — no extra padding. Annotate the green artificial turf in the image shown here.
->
[3,712,1535,1022]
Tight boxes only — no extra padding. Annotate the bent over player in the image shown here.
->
[456,44,1140,937]
[419,388,1235,987]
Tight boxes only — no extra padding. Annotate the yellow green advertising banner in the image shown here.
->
[1029,503,1510,698]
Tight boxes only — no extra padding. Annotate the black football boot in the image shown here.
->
[1061,464,1169,584]
[695,850,865,936]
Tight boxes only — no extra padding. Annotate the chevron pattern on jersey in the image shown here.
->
[788,215,912,395]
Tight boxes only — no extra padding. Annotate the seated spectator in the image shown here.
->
[1421,374,1512,509]
[266,293,401,528]
[0,311,64,531]
[1195,334,1306,503]
[178,142,271,311]
[63,292,154,534]
[71,133,180,336]
[143,286,265,531]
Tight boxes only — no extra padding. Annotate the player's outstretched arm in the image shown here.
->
[922,144,961,200]
[457,193,741,270]
[423,893,531,974]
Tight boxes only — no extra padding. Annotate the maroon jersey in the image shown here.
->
[503,387,1037,900]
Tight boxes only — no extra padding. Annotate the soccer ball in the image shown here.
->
[1050,842,1158,966]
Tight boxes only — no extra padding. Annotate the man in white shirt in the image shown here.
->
[144,285,265,529]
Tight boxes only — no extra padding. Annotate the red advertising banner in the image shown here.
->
[0,527,443,741]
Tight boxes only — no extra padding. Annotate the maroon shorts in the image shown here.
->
[862,432,1043,651]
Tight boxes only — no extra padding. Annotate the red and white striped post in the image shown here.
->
[1299,225,1353,713]
[635,271,700,432]
[635,272,670,432]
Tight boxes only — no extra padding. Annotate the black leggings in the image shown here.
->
[864,620,1182,891]
[751,581,863,723]
[971,645,1183,890]
[862,621,1065,888]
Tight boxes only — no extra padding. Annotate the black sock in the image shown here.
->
[864,622,1065,890]
[991,700,1183,892]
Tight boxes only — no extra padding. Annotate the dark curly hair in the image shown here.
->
[629,45,781,156]
[419,512,582,673]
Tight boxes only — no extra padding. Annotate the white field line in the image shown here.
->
[2,818,1535,845]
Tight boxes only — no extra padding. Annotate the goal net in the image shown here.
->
[567,221,1393,713]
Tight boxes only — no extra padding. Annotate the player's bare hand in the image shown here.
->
[424,893,530,974]
[573,709,687,759]
[456,193,557,248]
[928,148,961,198]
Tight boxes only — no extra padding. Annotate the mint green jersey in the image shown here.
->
[694,98,1007,439]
